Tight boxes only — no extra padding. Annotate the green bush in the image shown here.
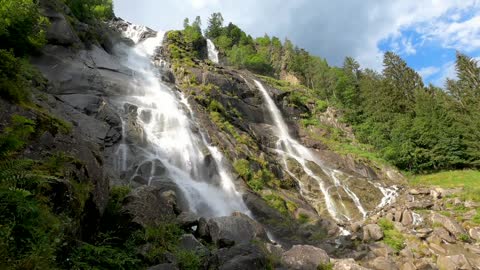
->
[64,0,114,22]
[378,218,405,252]
[0,115,35,156]
[70,243,141,270]
[0,0,48,55]
[0,50,31,103]
[233,159,251,179]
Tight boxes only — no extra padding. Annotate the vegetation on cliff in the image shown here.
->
[196,12,480,173]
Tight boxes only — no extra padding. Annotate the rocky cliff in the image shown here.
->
[2,1,479,269]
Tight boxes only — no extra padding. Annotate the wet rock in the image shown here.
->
[176,211,199,230]
[431,213,466,237]
[437,254,472,270]
[178,234,208,255]
[214,243,268,270]
[281,245,330,270]
[198,212,267,246]
[368,257,398,270]
[333,258,369,270]
[363,224,384,242]
[41,4,80,46]
[122,186,177,227]
[469,227,480,241]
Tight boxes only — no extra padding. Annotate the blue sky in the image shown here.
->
[114,0,480,88]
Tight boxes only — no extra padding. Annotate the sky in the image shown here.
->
[114,0,480,87]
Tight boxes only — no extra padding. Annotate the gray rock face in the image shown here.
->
[363,224,384,242]
[178,234,208,255]
[437,254,472,270]
[214,243,268,270]
[431,213,466,237]
[122,186,178,227]
[281,245,330,270]
[198,212,267,246]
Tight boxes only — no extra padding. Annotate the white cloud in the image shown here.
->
[113,0,480,70]
[418,66,440,79]
[432,61,457,86]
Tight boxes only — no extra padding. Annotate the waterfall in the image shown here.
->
[207,39,219,64]
[115,26,247,217]
[254,79,393,223]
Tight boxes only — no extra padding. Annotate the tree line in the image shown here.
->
[187,13,480,173]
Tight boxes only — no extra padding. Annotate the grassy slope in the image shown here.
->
[410,170,480,202]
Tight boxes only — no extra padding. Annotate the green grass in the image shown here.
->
[378,218,405,252]
[410,170,480,202]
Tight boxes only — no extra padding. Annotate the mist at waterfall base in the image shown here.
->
[254,80,398,223]
[113,25,248,218]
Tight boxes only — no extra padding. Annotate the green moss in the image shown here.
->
[233,159,251,178]
[175,249,202,270]
[263,194,288,215]
[297,213,310,224]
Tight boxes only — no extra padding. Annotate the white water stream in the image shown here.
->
[207,39,219,64]
[254,80,397,222]
[114,25,247,217]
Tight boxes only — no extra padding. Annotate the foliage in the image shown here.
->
[378,218,405,252]
[63,0,114,22]
[263,194,289,215]
[0,0,48,55]
[0,50,31,103]
[0,115,35,157]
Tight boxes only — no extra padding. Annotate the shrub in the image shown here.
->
[0,115,35,156]
[64,0,114,22]
[70,243,141,270]
[0,0,48,55]
[378,218,405,252]
[233,159,251,179]
[0,50,31,103]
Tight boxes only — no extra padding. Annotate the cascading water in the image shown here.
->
[207,39,219,64]
[254,80,396,223]
[114,25,247,217]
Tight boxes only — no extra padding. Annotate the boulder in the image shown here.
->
[469,227,480,241]
[437,254,472,270]
[369,242,395,257]
[400,261,416,270]
[122,186,177,227]
[281,245,330,270]
[401,210,414,226]
[432,227,455,243]
[178,234,208,255]
[214,243,268,270]
[415,228,432,239]
[176,211,199,230]
[368,257,398,270]
[431,213,466,237]
[333,258,369,270]
[198,212,267,246]
[363,224,384,242]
